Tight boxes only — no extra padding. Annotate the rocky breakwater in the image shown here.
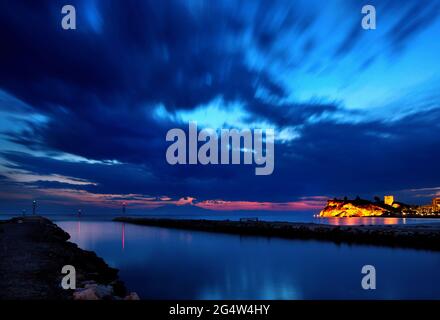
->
[114,217,440,251]
[0,216,139,300]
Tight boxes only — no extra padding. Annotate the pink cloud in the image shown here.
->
[195,197,327,211]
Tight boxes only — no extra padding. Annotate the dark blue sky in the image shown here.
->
[0,0,439,214]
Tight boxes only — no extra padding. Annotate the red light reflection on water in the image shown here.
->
[121,223,125,250]
[323,217,402,226]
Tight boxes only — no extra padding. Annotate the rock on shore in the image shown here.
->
[0,216,138,300]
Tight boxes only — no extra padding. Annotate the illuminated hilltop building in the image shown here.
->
[433,198,440,212]
[384,195,394,206]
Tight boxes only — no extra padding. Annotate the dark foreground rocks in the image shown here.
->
[114,217,440,251]
[0,216,138,300]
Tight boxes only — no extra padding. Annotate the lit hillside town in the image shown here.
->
[319,196,440,218]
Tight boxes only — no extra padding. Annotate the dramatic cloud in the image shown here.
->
[0,0,439,214]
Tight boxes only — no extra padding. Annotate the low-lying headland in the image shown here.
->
[0,216,138,300]
[114,217,440,251]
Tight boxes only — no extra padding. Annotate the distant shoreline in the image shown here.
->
[114,217,440,251]
[317,214,440,218]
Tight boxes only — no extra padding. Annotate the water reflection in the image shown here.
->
[122,223,125,250]
[323,217,403,226]
[57,220,440,300]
